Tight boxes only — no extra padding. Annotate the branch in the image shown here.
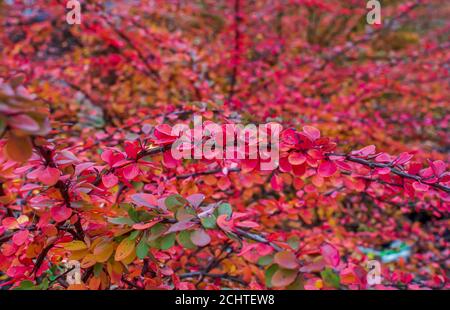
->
[333,154,450,194]
[179,272,247,286]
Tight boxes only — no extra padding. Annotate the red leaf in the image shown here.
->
[124,140,140,159]
[132,220,161,230]
[217,214,234,232]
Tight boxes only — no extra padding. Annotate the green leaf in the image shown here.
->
[128,230,140,240]
[165,194,186,211]
[200,215,217,229]
[14,280,35,290]
[177,230,196,249]
[321,267,340,289]
[137,211,153,222]
[93,263,103,277]
[286,275,304,290]
[258,255,273,266]
[160,233,176,250]
[218,203,232,217]
[287,236,300,250]
[128,207,140,223]
[108,217,135,226]
[176,207,196,222]
[149,223,167,241]
[265,264,279,288]
[136,238,150,259]
[38,278,49,290]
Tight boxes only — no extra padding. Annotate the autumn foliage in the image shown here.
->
[0,0,449,290]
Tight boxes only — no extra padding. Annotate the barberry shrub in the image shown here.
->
[0,0,448,290]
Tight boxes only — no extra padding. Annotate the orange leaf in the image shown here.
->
[93,241,114,263]
[81,254,97,268]
[114,238,135,261]
[274,251,299,269]
[4,135,32,162]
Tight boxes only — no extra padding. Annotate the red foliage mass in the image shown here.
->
[0,0,448,290]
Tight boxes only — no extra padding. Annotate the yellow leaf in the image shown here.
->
[93,241,114,263]
[61,240,88,251]
[69,249,89,261]
[114,238,135,261]
[81,254,97,268]
[89,237,104,251]
[120,249,137,265]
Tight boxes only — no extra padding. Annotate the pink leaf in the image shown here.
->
[38,166,61,186]
[190,229,211,247]
[102,173,118,188]
[101,149,125,166]
[394,152,413,166]
[375,153,391,163]
[288,152,306,165]
[186,193,205,208]
[412,182,429,192]
[320,242,340,268]
[165,220,196,234]
[351,145,376,157]
[131,193,158,208]
[12,230,28,246]
[51,206,72,222]
[9,114,40,132]
[235,220,259,229]
[123,164,140,180]
[270,174,283,191]
[318,160,337,177]
[302,126,320,141]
